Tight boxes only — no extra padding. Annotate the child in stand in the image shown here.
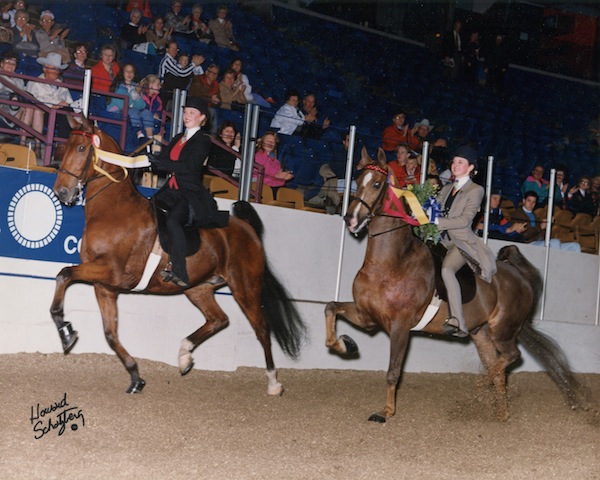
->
[136,73,163,141]
[107,63,146,118]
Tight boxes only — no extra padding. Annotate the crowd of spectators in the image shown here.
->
[0,1,596,244]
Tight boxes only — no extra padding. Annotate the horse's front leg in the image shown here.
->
[94,285,145,394]
[324,301,363,355]
[50,266,79,353]
[50,261,114,353]
[368,323,410,423]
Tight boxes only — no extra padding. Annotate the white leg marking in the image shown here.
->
[265,369,283,396]
[178,338,194,372]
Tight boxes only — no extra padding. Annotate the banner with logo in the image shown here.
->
[0,166,85,263]
[0,166,155,264]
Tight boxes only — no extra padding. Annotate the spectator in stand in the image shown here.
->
[120,8,149,51]
[208,120,241,178]
[208,5,239,51]
[34,10,70,64]
[188,63,219,134]
[164,0,190,38]
[22,53,75,160]
[511,190,581,251]
[388,143,410,181]
[520,164,549,208]
[91,44,120,93]
[188,4,213,45]
[2,0,27,27]
[254,132,293,192]
[229,58,272,108]
[484,33,510,94]
[316,131,364,209]
[591,175,600,215]
[63,43,89,86]
[106,63,147,143]
[442,19,463,79]
[553,165,569,209]
[146,15,172,55]
[158,41,203,108]
[381,111,417,153]
[411,118,446,153]
[219,68,246,111]
[137,73,162,141]
[270,89,305,135]
[396,153,421,188]
[567,176,596,216]
[463,30,481,84]
[475,188,527,241]
[298,93,330,139]
[126,0,152,19]
[587,112,600,149]
[0,51,25,131]
[11,9,38,57]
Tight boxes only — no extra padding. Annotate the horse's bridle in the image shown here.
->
[348,164,389,219]
[58,129,128,203]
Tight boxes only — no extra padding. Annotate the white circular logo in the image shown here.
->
[7,183,63,249]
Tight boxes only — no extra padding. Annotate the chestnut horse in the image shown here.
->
[325,148,580,422]
[51,118,305,395]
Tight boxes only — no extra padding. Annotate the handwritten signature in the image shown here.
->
[30,392,85,440]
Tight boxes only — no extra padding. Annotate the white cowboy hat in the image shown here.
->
[37,52,68,70]
[415,118,434,131]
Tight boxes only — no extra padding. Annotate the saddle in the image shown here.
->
[151,197,201,257]
[427,242,477,305]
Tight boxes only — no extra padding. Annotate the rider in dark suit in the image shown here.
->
[152,96,228,287]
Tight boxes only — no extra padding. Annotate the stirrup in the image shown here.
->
[160,262,173,282]
[444,316,469,338]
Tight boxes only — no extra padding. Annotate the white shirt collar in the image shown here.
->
[185,127,200,141]
[454,177,469,190]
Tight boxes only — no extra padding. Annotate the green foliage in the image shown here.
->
[407,183,441,244]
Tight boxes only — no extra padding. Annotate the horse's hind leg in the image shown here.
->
[94,285,145,394]
[180,285,230,373]
[471,324,520,421]
[228,286,283,396]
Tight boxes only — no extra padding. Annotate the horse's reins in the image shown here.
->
[61,129,129,203]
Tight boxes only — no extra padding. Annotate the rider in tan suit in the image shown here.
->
[435,146,497,337]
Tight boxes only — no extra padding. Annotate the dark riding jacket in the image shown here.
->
[154,130,228,228]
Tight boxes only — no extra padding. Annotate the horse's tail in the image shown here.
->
[497,245,581,409]
[232,201,307,359]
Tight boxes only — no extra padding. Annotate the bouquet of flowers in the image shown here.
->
[407,182,441,243]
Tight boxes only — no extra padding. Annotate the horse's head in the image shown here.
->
[344,147,389,234]
[53,116,97,205]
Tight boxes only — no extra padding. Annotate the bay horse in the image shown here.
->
[51,117,305,395]
[325,148,581,422]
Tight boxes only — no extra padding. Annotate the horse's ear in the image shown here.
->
[377,147,387,168]
[360,146,373,167]
[67,114,82,130]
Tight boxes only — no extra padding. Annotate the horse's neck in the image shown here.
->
[84,168,144,214]
[366,215,415,260]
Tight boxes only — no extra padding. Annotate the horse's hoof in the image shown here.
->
[59,322,78,354]
[368,413,387,423]
[339,334,358,355]
[126,378,146,394]
[180,362,194,376]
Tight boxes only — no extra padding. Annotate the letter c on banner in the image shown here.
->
[64,235,81,255]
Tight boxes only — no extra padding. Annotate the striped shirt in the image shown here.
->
[158,53,199,81]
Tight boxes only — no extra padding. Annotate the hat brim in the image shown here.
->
[36,58,68,69]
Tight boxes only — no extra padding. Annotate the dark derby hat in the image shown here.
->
[183,96,208,114]
[453,145,479,168]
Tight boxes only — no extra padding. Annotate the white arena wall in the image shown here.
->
[1,197,599,375]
